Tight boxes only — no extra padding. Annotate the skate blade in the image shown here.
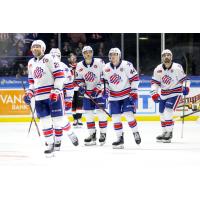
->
[162,139,171,143]
[72,141,79,146]
[45,152,55,158]
[85,142,96,146]
[156,140,163,143]
[112,145,124,149]
[99,141,106,146]
[135,140,141,145]
[54,147,60,151]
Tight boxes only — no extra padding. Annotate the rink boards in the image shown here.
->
[0,76,199,122]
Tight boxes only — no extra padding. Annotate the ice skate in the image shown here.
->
[99,133,106,146]
[68,132,79,146]
[112,135,124,149]
[54,141,61,151]
[156,132,167,142]
[84,132,96,146]
[44,143,54,157]
[133,132,141,144]
[162,132,173,143]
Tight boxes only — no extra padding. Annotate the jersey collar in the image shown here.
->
[162,62,173,70]
[83,58,94,68]
[110,60,122,69]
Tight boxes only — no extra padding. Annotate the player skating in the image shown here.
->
[24,41,78,157]
[75,46,108,146]
[103,48,141,149]
[151,49,190,143]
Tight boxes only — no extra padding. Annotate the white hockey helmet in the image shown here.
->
[82,46,93,56]
[50,48,61,61]
[108,47,121,61]
[31,40,46,53]
[161,49,172,57]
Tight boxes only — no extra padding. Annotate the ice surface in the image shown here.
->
[0,121,200,200]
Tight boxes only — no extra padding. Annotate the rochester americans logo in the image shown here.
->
[110,73,121,84]
[84,71,96,82]
[33,67,44,79]
[162,75,172,85]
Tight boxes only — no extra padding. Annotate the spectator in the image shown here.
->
[75,42,84,57]
[98,42,105,57]
[12,48,27,76]
[67,33,86,44]
[86,33,105,43]
[62,42,72,56]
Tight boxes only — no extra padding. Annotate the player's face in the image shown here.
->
[162,53,172,64]
[83,50,93,60]
[110,53,120,64]
[31,45,43,58]
[70,55,77,63]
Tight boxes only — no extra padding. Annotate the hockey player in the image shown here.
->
[103,48,141,149]
[23,40,78,157]
[151,49,190,143]
[75,46,108,145]
[49,48,79,149]
[68,53,83,127]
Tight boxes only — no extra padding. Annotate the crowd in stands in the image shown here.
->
[0,33,111,76]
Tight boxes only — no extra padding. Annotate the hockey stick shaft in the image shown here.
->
[174,109,200,121]
[181,54,188,138]
[27,107,35,136]
[74,82,111,118]
[16,75,41,136]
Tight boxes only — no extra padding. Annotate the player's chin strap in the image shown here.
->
[16,73,41,137]
[74,81,111,118]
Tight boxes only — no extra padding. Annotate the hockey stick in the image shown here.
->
[174,109,200,121]
[27,107,36,136]
[74,81,111,118]
[16,74,41,136]
[181,54,188,138]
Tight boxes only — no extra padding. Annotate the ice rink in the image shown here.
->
[0,121,200,200]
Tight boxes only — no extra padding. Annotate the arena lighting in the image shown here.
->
[139,37,149,40]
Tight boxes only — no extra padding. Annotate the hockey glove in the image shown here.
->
[78,86,86,95]
[129,91,138,104]
[91,87,102,98]
[23,90,34,105]
[151,93,160,103]
[183,87,189,95]
[65,97,72,111]
[50,89,61,103]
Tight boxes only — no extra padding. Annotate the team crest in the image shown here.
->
[33,67,44,79]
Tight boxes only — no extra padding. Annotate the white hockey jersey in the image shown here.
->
[28,54,65,101]
[103,60,139,101]
[151,62,189,100]
[59,62,74,98]
[75,58,105,98]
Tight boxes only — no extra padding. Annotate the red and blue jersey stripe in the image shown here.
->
[161,86,182,96]
[110,87,131,98]
[53,70,65,79]
[151,79,161,86]
[129,74,139,83]
[35,85,54,96]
